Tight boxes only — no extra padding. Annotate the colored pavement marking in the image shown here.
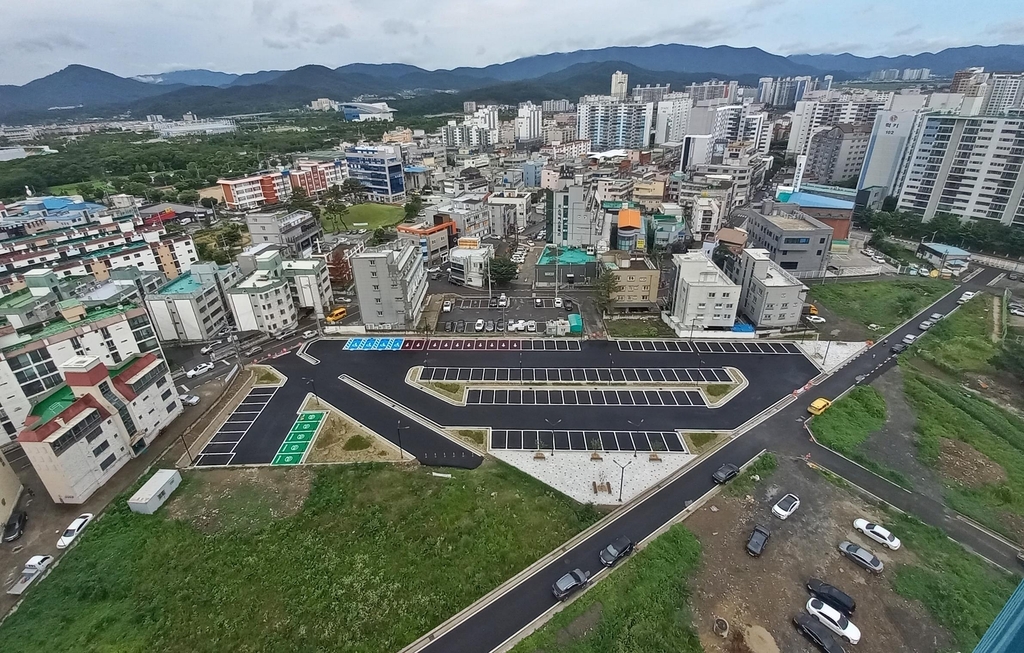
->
[272,411,326,465]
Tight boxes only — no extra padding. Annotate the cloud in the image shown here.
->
[893,24,922,37]
[381,19,417,36]
[747,0,786,11]
[985,19,1024,41]
[630,18,732,46]
[10,35,88,54]
[314,23,351,44]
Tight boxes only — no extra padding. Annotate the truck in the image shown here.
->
[802,304,819,316]
[7,555,53,595]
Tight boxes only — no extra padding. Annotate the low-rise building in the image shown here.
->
[599,252,661,313]
[218,170,292,211]
[728,248,808,328]
[487,189,533,233]
[145,263,241,343]
[448,238,495,288]
[396,220,456,265]
[670,252,740,331]
[226,250,299,335]
[434,193,495,240]
[282,258,333,317]
[740,202,833,274]
[0,448,22,526]
[351,240,428,329]
[18,353,181,504]
[246,209,325,258]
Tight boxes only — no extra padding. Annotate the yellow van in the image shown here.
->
[325,307,348,324]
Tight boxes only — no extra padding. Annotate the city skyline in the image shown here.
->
[0,0,1021,85]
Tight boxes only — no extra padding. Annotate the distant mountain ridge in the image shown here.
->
[2,42,1024,123]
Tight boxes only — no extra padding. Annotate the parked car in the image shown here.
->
[838,541,884,573]
[444,321,454,332]
[1010,274,1020,281]
[808,397,832,416]
[456,320,466,333]
[793,613,847,653]
[2,511,27,542]
[427,266,441,274]
[507,319,517,331]
[516,319,527,332]
[853,518,902,549]
[496,320,505,332]
[485,320,495,332]
[806,315,826,324]
[200,340,222,355]
[807,578,857,617]
[958,291,977,304]
[186,362,215,378]
[551,568,589,601]
[180,394,200,407]
[526,320,537,332]
[930,312,943,321]
[772,493,800,520]
[563,298,574,310]
[489,297,499,308]
[554,297,563,308]
[275,329,297,341]
[599,536,635,567]
[918,320,933,330]
[746,524,771,556]
[890,343,908,354]
[535,298,543,307]
[57,513,94,549]
[302,330,318,339]
[902,333,917,345]
[712,463,739,484]
[498,294,508,308]
[243,345,263,356]
[806,597,861,644]
[474,319,485,332]
[442,300,453,313]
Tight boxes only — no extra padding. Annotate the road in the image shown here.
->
[410,265,1022,653]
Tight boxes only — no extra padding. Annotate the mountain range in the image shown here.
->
[1,43,1023,124]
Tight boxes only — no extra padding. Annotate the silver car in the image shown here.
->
[838,541,883,573]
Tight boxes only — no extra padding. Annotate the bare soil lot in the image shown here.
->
[687,456,955,653]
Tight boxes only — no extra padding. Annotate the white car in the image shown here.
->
[442,300,453,313]
[302,330,318,339]
[930,312,943,321]
[57,513,94,549]
[200,340,222,355]
[902,333,917,345]
[507,319,517,331]
[186,362,215,378]
[806,315,826,324]
[427,266,441,273]
[181,394,200,407]
[534,298,543,307]
[958,291,976,304]
[526,320,537,332]
[872,255,886,264]
[919,320,933,330]
[806,597,861,644]
[498,294,508,308]
[516,319,526,332]
[474,319,485,332]
[771,493,800,520]
[554,297,563,308]
[854,518,902,550]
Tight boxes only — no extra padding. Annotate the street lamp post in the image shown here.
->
[627,418,644,458]
[305,377,318,408]
[545,418,562,457]
[179,431,193,465]
[396,420,411,461]
[614,459,633,502]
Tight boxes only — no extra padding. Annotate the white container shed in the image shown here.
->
[128,469,182,515]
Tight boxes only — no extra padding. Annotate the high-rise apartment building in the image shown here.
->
[515,103,543,141]
[786,92,890,155]
[806,123,872,185]
[654,93,694,144]
[632,84,671,104]
[611,71,629,100]
[685,80,738,103]
[982,73,1024,115]
[576,96,654,150]
[542,99,573,113]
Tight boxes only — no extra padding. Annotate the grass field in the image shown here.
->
[888,511,1019,650]
[323,202,404,233]
[605,318,675,338]
[910,295,998,378]
[808,279,955,330]
[0,462,601,653]
[512,524,703,653]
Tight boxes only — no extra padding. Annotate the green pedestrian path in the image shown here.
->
[271,411,326,465]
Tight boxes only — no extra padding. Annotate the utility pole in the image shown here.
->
[545,418,562,457]
[614,459,633,502]
[396,420,411,461]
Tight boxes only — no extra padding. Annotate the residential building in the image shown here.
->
[727,248,807,328]
[694,141,768,207]
[858,101,923,203]
[542,99,573,113]
[690,196,725,242]
[611,71,629,101]
[741,202,833,273]
[396,220,456,265]
[0,448,21,526]
[806,123,872,185]
[554,185,603,248]
[982,73,1024,115]
[218,170,292,210]
[670,251,740,331]
[488,189,533,233]
[448,238,495,288]
[282,258,333,318]
[515,103,543,141]
[350,240,428,329]
[539,140,591,160]
[599,251,661,313]
[463,101,477,114]
[246,209,325,258]
[632,178,666,211]
[345,145,407,203]
[576,96,654,150]
[19,354,180,504]
[685,80,738,103]
[521,160,543,187]
[632,84,671,104]
[434,193,496,239]
[896,111,1024,225]
[654,93,694,144]
[650,212,689,248]
[226,250,299,335]
[145,263,241,343]
[382,127,414,144]
[786,93,890,155]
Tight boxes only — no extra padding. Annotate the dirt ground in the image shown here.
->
[803,294,874,343]
[305,406,400,463]
[687,456,954,653]
[938,438,1008,488]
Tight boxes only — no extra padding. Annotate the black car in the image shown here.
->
[793,613,846,653]
[2,510,27,543]
[489,297,499,308]
[456,320,466,333]
[599,536,634,567]
[1010,274,1020,281]
[890,343,908,354]
[496,320,505,332]
[563,298,574,311]
[444,321,454,332]
[711,463,739,484]
[551,568,589,601]
[807,578,856,616]
[746,525,770,556]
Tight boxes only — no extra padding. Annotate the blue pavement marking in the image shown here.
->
[389,338,404,350]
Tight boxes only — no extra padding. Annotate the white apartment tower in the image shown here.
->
[576,96,654,150]
[515,103,543,141]
[611,71,629,101]
[786,93,890,155]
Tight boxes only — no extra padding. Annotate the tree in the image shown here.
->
[404,194,423,220]
[177,189,200,204]
[881,196,898,212]
[340,178,365,203]
[288,186,320,220]
[323,199,350,232]
[199,196,217,209]
[369,227,396,246]
[489,257,518,286]
[221,223,243,248]
[593,268,623,314]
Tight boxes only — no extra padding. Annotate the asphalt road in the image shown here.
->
[411,265,1023,653]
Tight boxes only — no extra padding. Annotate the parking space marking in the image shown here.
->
[195,387,279,466]
[490,429,686,453]
[615,339,802,354]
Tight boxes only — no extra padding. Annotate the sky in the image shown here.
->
[1,0,1022,85]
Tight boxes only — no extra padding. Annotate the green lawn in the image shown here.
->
[512,524,703,653]
[903,370,1024,542]
[808,279,955,330]
[887,511,1019,650]
[910,294,998,378]
[323,202,404,233]
[605,318,675,338]
[0,462,601,653]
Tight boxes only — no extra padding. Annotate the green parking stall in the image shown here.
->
[271,411,326,465]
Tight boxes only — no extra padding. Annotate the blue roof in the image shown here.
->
[777,191,854,210]
[922,242,971,256]
[404,166,428,173]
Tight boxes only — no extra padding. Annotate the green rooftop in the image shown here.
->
[537,245,596,266]
[29,385,77,426]
[156,272,203,295]
[0,289,36,311]
[601,201,638,210]
[2,305,129,354]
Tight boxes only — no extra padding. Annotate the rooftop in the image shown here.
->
[765,212,828,231]
[29,385,76,424]
[618,209,642,230]
[776,190,855,210]
[538,246,596,266]
[0,288,37,311]
[0,305,130,354]
[922,242,971,256]
[156,272,204,295]
[282,259,322,271]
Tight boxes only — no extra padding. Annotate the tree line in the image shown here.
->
[859,208,1024,259]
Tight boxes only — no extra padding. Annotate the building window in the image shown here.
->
[161,389,173,401]
[99,453,117,471]
[166,402,178,413]
[92,440,110,457]
[816,250,823,255]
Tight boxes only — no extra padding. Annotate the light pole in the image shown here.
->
[305,377,318,408]
[396,420,411,461]
[614,458,633,502]
[627,418,644,458]
[178,431,193,465]
[545,418,562,457]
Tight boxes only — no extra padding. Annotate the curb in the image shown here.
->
[801,422,911,494]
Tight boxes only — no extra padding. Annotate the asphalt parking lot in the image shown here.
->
[194,386,279,466]
[437,296,579,333]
